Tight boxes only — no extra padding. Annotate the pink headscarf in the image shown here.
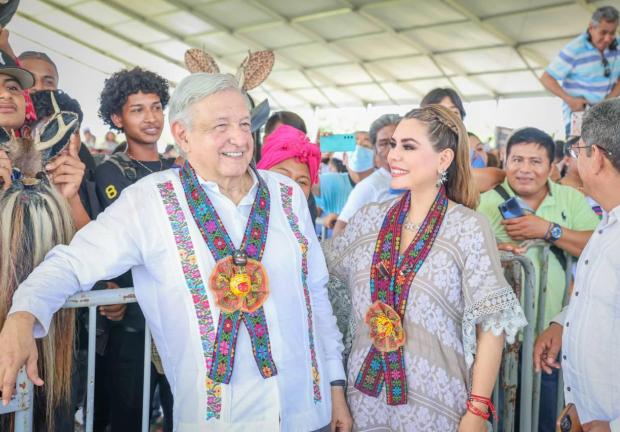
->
[257,124,321,184]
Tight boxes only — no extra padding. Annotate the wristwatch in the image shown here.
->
[549,223,563,242]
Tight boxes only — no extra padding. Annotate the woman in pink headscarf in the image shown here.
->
[257,124,321,199]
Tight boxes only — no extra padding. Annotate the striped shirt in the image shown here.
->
[546,32,620,129]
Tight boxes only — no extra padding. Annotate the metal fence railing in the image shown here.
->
[3,247,572,432]
[3,288,151,432]
[495,246,572,432]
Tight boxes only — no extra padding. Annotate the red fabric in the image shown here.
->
[257,124,321,184]
[14,58,37,124]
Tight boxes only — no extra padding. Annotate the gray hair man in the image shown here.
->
[0,72,352,431]
[333,113,400,236]
[541,6,620,136]
[534,98,620,431]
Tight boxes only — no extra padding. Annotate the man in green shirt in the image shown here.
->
[478,127,598,432]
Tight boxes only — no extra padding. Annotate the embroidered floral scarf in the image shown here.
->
[180,161,277,384]
[355,187,448,405]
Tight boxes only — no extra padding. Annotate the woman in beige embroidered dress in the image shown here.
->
[324,105,526,431]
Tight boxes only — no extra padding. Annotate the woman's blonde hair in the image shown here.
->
[401,104,479,209]
[0,138,75,431]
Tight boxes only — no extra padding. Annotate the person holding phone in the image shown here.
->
[478,127,599,432]
[540,6,620,136]
[534,99,620,432]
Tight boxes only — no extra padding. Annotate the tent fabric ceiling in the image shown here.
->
[13,0,620,109]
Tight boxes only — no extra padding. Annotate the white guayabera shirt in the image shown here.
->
[10,168,345,432]
[553,205,620,429]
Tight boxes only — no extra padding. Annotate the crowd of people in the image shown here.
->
[0,4,618,432]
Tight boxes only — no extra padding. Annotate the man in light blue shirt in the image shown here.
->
[541,6,620,136]
[534,99,620,431]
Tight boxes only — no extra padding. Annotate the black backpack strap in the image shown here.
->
[550,245,568,272]
[494,184,511,201]
[108,152,137,182]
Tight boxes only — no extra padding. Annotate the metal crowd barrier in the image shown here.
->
[4,247,573,432]
[4,288,151,432]
[495,246,572,432]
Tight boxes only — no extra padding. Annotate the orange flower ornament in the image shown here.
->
[365,301,406,352]
[209,253,269,313]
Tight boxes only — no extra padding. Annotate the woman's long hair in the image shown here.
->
[0,138,75,431]
[401,104,479,209]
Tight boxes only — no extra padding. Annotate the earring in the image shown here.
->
[436,169,447,187]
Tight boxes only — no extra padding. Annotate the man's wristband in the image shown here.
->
[330,380,346,387]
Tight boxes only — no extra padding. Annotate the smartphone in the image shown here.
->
[319,134,356,152]
[498,197,525,219]
[556,403,582,432]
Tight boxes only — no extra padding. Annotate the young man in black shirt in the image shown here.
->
[94,67,174,432]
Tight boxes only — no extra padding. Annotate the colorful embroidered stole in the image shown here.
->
[355,187,448,405]
[180,162,277,384]
[279,184,321,403]
[158,181,221,419]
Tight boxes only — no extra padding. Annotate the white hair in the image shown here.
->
[168,72,250,131]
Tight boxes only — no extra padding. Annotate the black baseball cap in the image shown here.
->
[0,49,35,89]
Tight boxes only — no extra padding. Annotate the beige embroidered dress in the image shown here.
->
[324,199,526,431]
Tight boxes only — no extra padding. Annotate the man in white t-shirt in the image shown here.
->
[333,114,401,235]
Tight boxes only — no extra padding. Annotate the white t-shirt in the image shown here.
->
[338,168,396,223]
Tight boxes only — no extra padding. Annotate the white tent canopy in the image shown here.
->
[14,0,620,108]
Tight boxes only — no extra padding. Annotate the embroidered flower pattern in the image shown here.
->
[365,301,406,352]
[280,184,321,403]
[158,181,220,420]
[209,256,269,313]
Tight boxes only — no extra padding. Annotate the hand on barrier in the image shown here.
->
[99,282,127,321]
[533,322,563,375]
[497,242,528,255]
[0,312,43,406]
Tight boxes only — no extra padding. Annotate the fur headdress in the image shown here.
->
[183,49,274,132]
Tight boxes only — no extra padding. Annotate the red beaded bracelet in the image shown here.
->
[467,394,498,421]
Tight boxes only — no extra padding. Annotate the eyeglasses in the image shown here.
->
[568,142,613,158]
[602,56,611,78]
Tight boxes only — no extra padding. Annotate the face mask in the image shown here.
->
[347,145,375,173]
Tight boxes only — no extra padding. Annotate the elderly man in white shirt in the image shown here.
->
[0,73,352,432]
[333,114,400,236]
[534,99,620,432]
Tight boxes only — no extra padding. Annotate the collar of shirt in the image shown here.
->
[196,168,259,207]
[581,31,619,57]
[599,203,620,231]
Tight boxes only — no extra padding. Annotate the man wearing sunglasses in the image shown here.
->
[535,99,620,432]
[541,6,620,136]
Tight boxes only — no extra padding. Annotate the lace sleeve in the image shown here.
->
[460,212,527,367]
[462,286,527,367]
